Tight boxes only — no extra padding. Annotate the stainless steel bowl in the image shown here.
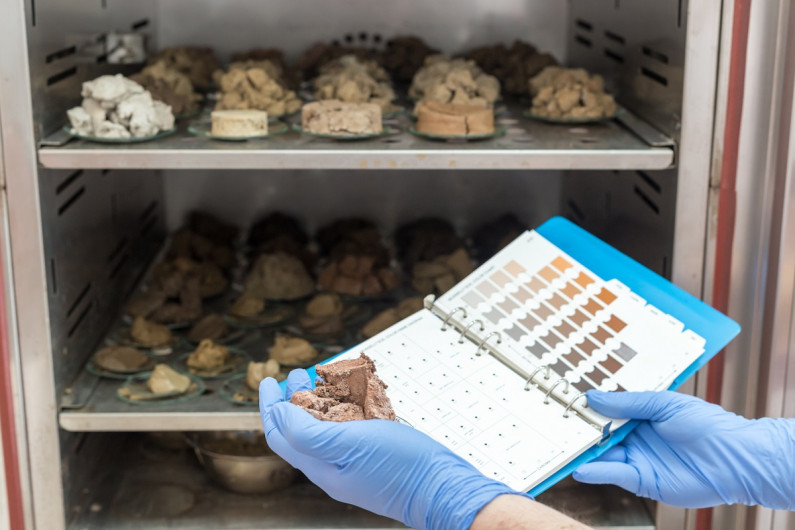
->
[185,431,298,494]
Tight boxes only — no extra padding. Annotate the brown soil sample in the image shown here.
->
[395,217,467,272]
[301,100,383,135]
[296,42,377,80]
[147,364,191,395]
[290,353,396,422]
[415,101,494,136]
[148,47,220,91]
[473,214,526,261]
[187,313,229,342]
[312,56,395,112]
[167,228,234,271]
[151,275,203,324]
[94,346,151,372]
[409,55,500,108]
[130,316,173,348]
[380,35,438,83]
[187,211,239,244]
[299,293,345,335]
[246,360,281,392]
[131,61,201,115]
[317,255,399,297]
[269,336,318,365]
[464,40,557,95]
[214,66,302,117]
[412,247,474,296]
[187,339,230,370]
[529,66,617,119]
[229,293,266,318]
[245,252,315,300]
[124,289,166,318]
[361,297,425,338]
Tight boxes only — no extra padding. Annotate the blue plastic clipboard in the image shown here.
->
[282,216,741,497]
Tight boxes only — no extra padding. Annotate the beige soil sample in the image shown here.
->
[196,262,228,298]
[465,40,557,95]
[529,66,617,119]
[302,100,382,135]
[167,228,234,271]
[245,360,281,391]
[313,55,395,111]
[229,293,266,318]
[147,364,191,395]
[361,297,425,338]
[269,336,318,365]
[215,66,302,117]
[412,247,474,296]
[131,60,201,115]
[151,275,203,324]
[299,293,345,336]
[415,101,494,136]
[210,109,268,137]
[149,46,220,91]
[124,289,167,318]
[94,346,151,372]
[245,252,314,301]
[187,313,229,342]
[409,55,500,108]
[318,254,399,297]
[187,339,230,370]
[130,316,173,348]
[290,353,396,422]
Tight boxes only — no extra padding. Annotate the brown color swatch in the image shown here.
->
[519,314,540,331]
[554,321,576,338]
[616,384,627,392]
[585,368,607,386]
[582,298,604,316]
[596,288,617,306]
[538,266,559,283]
[574,272,595,289]
[525,277,546,293]
[512,287,534,304]
[576,338,598,356]
[526,342,548,358]
[505,260,526,277]
[503,324,525,342]
[549,359,571,378]
[498,298,519,314]
[573,379,593,393]
[605,315,627,333]
[601,355,622,374]
[477,280,498,298]
[547,293,567,310]
[569,310,589,327]
[592,326,612,344]
[551,256,573,273]
[533,304,554,321]
[561,282,581,299]
[563,349,585,367]
[540,331,562,349]
[491,270,512,287]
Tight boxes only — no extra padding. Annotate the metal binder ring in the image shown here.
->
[523,365,550,391]
[543,378,571,404]
[458,319,485,344]
[562,393,587,418]
[441,307,467,331]
[475,332,502,356]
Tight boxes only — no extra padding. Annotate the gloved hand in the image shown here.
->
[259,369,520,530]
[573,390,795,509]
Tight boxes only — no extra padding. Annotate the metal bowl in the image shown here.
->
[185,431,298,494]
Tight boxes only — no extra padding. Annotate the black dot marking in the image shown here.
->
[374,34,382,43]
[344,33,354,43]
[359,32,368,41]
[401,343,406,346]
[509,461,513,464]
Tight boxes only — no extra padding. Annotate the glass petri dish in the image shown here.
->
[63,126,177,144]
[408,126,507,142]
[116,372,206,405]
[292,123,398,141]
[175,347,251,379]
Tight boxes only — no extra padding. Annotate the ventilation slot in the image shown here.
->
[604,49,624,63]
[139,200,158,221]
[634,186,660,214]
[575,35,593,48]
[140,215,158,237]
[108,253,130,280]
[643,46,670,64]
[95,52,108,64]
[636,171,662,193]
[678,0,684,27]
[46,45,77,63]
[641,67,668,87]
[575,19,593,31]
[604,31,625,45]
[66,282,91,318]
[567,200,585,222]
[131,18,149,30]
[107,237,128,263]
[57,187,85,216]
[30,0,36,26]
[50,258,57,294]
[47,66,77,87]
[55,170,83,195]
[67,302,93,339]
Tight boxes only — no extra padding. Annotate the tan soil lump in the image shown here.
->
[147,364,191,395]
[187,339,230,370]
[130,316,172,348]
[290,353,396,422]
[361,297,425,339]
[246,360,281,391]
[465,40,557,95]
[269,336,318,364]
[410,55,500,108]
[131,61,201,116]
[245,252,314,300]
[211,110,268,137]
[187,314,229,342]
[149,46,220,91]
[94,346,150,372]
[415,101,494,136]
[215,65,301,116]
[313,55,395,110]
[302,100,382,135]
[229,293,266,318]
[529,66,617,119]
[299,293,345,335]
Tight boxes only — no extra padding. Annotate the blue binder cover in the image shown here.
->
[282,216,741,497]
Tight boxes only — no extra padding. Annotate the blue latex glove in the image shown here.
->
[259,369,520,530]
[573,390,795,509]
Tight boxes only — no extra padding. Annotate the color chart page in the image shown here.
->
[344,309,604,492]
[437,231,707,406]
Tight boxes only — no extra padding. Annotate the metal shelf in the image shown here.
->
[69,434,653,529]
[39,105,674,171]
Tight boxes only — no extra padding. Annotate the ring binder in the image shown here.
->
[562,393,587,418]
[475,332,502,356]
[523,365,550,391]
[543,378,571,404]
[441,307,467,331]
[458,319,485,344]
